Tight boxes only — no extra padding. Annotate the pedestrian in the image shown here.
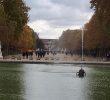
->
[22,52,25,59]
[26,51,28,59]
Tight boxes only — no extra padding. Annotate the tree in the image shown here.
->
[90,0,110,36]
[17,25,37,51]
[36,39,44,49]
[58,29,82,53]
[82,0,110,57]
[2,0,30,34]
[0,0,30,55]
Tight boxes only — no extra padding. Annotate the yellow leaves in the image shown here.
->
[18,25,35,51]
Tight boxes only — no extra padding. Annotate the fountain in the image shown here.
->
[0,41,3,59]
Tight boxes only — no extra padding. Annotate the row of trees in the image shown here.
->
[84,0,110,57]
[58,0,110,58]
[58,29,82,54]
[0,0,39,56]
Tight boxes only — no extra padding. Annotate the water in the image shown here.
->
[0,63,110,100]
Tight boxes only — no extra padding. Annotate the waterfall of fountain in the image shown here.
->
[0,41,3,59]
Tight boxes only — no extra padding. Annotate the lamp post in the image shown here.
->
[81,26,87,62]
[82,26,84,61]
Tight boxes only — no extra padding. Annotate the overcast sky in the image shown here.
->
[26,0,93,39]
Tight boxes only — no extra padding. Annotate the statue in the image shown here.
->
[0,41,3,59]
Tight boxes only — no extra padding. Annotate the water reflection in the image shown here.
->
[0,63,25,100]
[87,66,110,100]
[0,63,110,100]
[23,64,89,100]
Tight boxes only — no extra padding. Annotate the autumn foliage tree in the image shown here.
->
[17,25,38,51]
[0,0,40,56]
[83,0,110,57]
[1,0,30,34]
[58,29,82,54]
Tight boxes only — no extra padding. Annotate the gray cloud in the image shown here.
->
[26,0,93,38]
[26,0,93,25]
[51,0,91,11]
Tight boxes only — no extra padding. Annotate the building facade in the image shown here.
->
[41,39,58,51]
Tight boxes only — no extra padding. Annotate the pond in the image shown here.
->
[0,63,110,100]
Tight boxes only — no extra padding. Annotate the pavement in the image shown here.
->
[0,53,110,65]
